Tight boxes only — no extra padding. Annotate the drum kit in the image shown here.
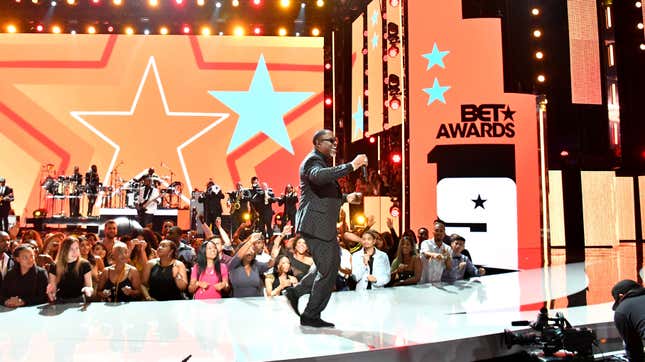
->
[39,164,184,217]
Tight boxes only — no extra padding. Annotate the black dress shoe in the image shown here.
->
[284,287,300,316]
[300,316,335,328]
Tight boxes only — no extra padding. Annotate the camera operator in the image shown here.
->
[611,279,645,362]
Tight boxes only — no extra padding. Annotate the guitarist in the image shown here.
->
[137,176,160,229]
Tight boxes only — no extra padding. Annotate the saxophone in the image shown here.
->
[230,190,241,212]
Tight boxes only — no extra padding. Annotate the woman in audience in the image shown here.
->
[142,239,187,301]
[92,242,108,266]
[1,244,48,307]
[188,239,228,300]
[289,236,313,281]
[46,236,93,303]
[228,232,280,298]
[21,229,43,250]
[42,233,63,260]
[390,234,422,286]
[351,230,391,290]
[79,236,104,285]
[131,228,157,272]
[97,242,141,302]
[265,255,297,297]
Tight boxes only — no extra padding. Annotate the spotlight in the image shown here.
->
[389,206,400,218]
[87,25,96,34]
[278,27,287,36]
[389,96,401,110]
[560,150,569,157]
[92,0,99,3]
[301,2,305,8]
[325,97,332,106]
[638,23,644,30]
[125,26,134,35]
[295,32,300,36]
[387,74,401,109]
[232,0,239,6]
[197,0,205,5]
[148,0,158,6]
[52,25,62,34]
[386,22,400,57]
[144,29,150,35]
[531,8,540,15]
[252,0,261,5]
[51,0,56,6]
[640,43,645,50]
[70,30,76,34]
[233,26,244,36]
[311,27,320,36]
[215,1,221,7]
[537,74,546,83]
[391,153,402,163]
[388,45,399,57]
[535,51,544,59]
[354,214,366,226]
[107,25,114,33]
[113,0,122,5]
[32,0,38,3]
[33,209,47,218]
[280,0,290,7]
[533,29,542,38]
[160,26,168,35]
[66,0,75,4]
[201,26,211,36]
[324,63,331,70]
[316,0,323,7]
[369,136,376,144]
[176,0,183,4]
[36,24,44,32]
[183,25,191,34]
[253,26,262,35]
[389,0,399,6]
[636,1,641,8]
[242,212,251,221]
[7,24,17,33]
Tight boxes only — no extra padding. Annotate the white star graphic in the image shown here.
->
[70,56,230,202]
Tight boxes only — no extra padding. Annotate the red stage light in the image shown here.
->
[176,0,183,4]
[253,27,262,35]
[389,96,401,110]
[36,24,44,32]
[389,0,399,6]
[324,63,331,70]
[253,0,261,5]
[183,26,191,34]
[369,136,376,144]
[560,150,569,157]
[391,153,402,163]
[388,45,399,57]
[107,25,114,33]
[324,97,332,106]
[389,206,400,218]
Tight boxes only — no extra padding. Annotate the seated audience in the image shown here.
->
[441,234,485,283]
[1,244,48,307]
[352,230,390,290]
[46,236,93,303]
[390,234,422,286]
[142,240,188,301]
[265,255,298,297]
[188,239,229,300]
[97,242,142,302]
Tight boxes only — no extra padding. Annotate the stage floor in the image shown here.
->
[0,258,628,362]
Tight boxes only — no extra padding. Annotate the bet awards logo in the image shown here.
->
[436,104,516,139]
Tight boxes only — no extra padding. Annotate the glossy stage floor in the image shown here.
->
[1,246,641,362]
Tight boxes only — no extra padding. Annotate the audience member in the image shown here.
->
[351,230,390,290]
[46,236,93,303]
[1,244,47,307]
[265,255,297,297]
[289,234,313,281]
[441,234,485,283]
[228,233,279,298]
[188,239,228,300]
[419,221,452,283]
[142,240,188,301]
[390,234,422,286]
[97,242,141,302]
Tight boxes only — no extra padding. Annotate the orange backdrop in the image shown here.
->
[0,34,323,216]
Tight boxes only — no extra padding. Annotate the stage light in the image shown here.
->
[354,214,366,226]
[560,150,569,157]
[389,206,400,218]
[201,26,211,35]
[537,74,546,83]
[389,0,399,6]
[311,27,320,36]
[70,30,76,34]
[369,136,376,144]
[636,1,642,8]
[33,209,47,218]
[148,0,158,6]
[197,0,205,5]
[252,0,261,5]
[7,24,17,33]
[51,0,56,6]
[219,31,224,35]
[125,26,134,35]
[301,2,305,8]
[113,0,122,5]
[316,0,323,7]
[176,0,183,4]
[32,0,39,3]
[295,32,300,36]
[280,0,290,8]
[641,43,645,50]
[160,26,168,35]
[91,0,99,3]
[242,212,251,221]
[278,27,287,36]
[67,0,75,4]
[533,29,542,38]
[389,96,401,110]
[52,25,62,34]
[216,1,221,7]
[87,25,96,34]
[253,26,262,35]
[638,23,644,30]
[144,29,150,35]
[325,97,332,106]
[234,26,244,36]
[391,153,401,163]
[107,25,114,33]
[324,63,331,70]
[232,0,239,6]
[183,25,191,34]
[388,45,400,57]
[36,24,44,32]
[535,51,544,59]
[531,8,540,15]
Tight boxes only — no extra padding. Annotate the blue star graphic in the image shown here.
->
[372,32,379,49]
[371,9,379,26]
[422,78,451,105]
[352,97,364,139]
[208,54,313,155]
[422,43,450,70]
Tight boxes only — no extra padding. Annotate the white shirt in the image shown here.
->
[139,186,160,214]
[255,252,271,264]
[419,239,452,283]
[338,247,351,277]
[351,248,390,291]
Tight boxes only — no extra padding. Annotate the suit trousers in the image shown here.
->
[293,233,340,320]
